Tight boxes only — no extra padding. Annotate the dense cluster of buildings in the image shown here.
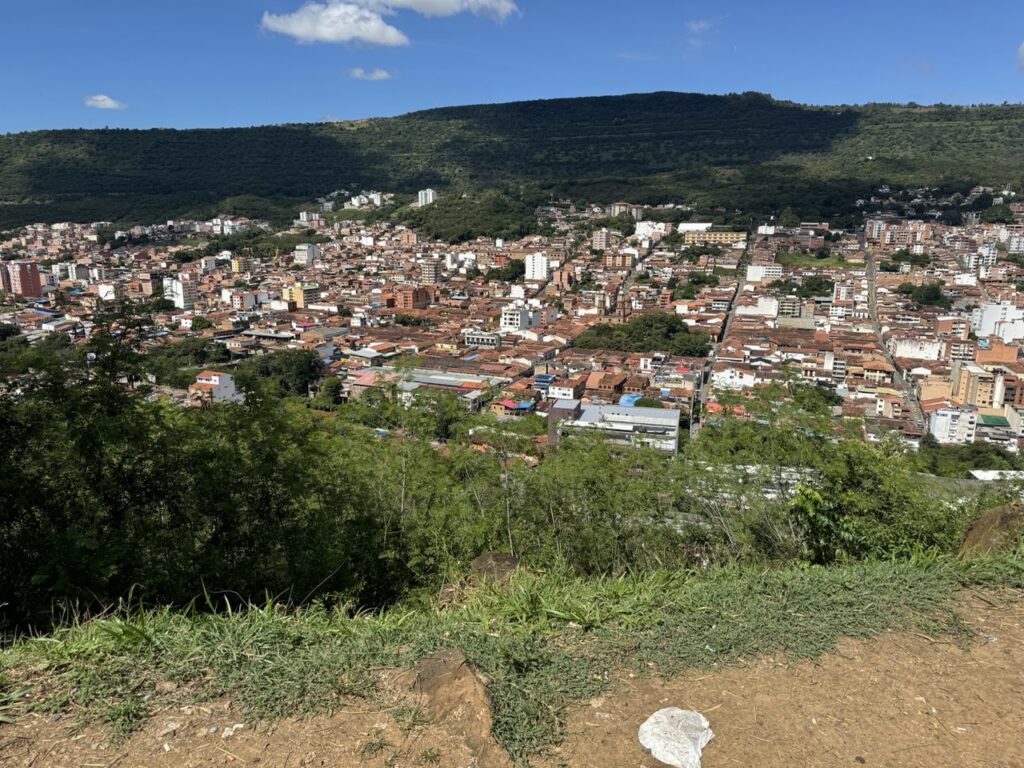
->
[4,187,1024,455]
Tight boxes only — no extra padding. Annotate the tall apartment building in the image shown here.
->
[602,252,636,270]
[293,243,322,267]
[525,252,550,282]
[952,362,1003,408]
[417,189,438,207]
[163,274,197,310]
[609,202,644,219]
[592,228,613,250]
[420,259,440,285]
[395,285,431,310]
[283,282,320,309]
[3,261,42,297]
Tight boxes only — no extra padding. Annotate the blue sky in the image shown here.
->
[2,0,1023,133]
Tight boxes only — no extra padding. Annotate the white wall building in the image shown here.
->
[929,407,978,445]
[745,264,784,283]
[293,243,322,266]
[163,274,196,310]
[736,296,779,318]
[525,252,550,282]
[972,301,1024,341]
[418,189,438,207]
[499,299,556,333]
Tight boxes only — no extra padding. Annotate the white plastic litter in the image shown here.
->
[638,707,714,768]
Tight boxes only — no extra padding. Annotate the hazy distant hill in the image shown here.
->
[1,91,1023,227]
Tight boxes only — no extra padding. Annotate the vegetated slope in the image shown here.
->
[2,92,1024,227]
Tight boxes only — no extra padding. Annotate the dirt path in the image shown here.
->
[2,593,1022,767]
[543,591,1024,768]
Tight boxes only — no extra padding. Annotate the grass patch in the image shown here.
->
[775,250,848,268]
[2,556,1022,763]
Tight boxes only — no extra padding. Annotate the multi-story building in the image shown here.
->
[461,328,502,348]
[417,189,438,207]
[293,243,322,266]
[420,259,440,285]
[3,261,42,297]
[952,362,1003,408]
[499,299,555,333]
[548,400,682,455]
[283,282,320,309]
[929,407,978,445]
[683,230,747,247]
[395,285,431,310]
[163,274,196,310]
[525,252,550,282]
[609,202,644,219]
[602,252,635,270]
[745,264,784,283]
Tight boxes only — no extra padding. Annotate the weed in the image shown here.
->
[419,747,441,765]
[360,730,392,757]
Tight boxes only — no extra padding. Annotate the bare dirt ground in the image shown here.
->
[2,592,1023,768]
[542,591,1024,768]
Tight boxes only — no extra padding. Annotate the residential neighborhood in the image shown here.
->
[5,187,1024,456]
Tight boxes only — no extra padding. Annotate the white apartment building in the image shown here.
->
[972,301,1024,342]
[293,243,322,266]
[525,252,550,282]
[499,299,556,333]
[163,274,196,310]
[929,407,978,445]
[418,189,438,207]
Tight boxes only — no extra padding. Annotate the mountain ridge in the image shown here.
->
[1,90,1023,228]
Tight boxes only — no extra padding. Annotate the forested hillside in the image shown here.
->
[2,92,1024,227]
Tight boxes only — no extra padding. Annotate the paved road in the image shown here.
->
[690,242,752,438]
[864,246,926,429]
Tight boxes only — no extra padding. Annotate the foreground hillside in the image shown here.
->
[1,559,1022,767]
[2,92,1024,226]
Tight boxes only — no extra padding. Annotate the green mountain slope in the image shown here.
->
[1,91,1023,227]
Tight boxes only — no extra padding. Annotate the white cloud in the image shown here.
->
[1018,41,1024,71]
[84,94,127,110]
[686,19,712,35]
[262,2,409,46]
[262,0,518,46]
[350,67,392,80]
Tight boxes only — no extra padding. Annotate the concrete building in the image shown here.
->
[745,264,784,283]
[952,362,1003,408]
[972,302,1024,340]
[929,407,978,445]
[163,274,196,310]
[499,299,555,333]
[3,261,42,297]
[548,400,682,455]
[395,285,431,310]
[417,189,438,207]
[283,282,321,309]
[293,243,322,267]
[420,259,440,285]
[525,252,550,282]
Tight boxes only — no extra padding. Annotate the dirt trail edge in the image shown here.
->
[2,593,1023,767]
